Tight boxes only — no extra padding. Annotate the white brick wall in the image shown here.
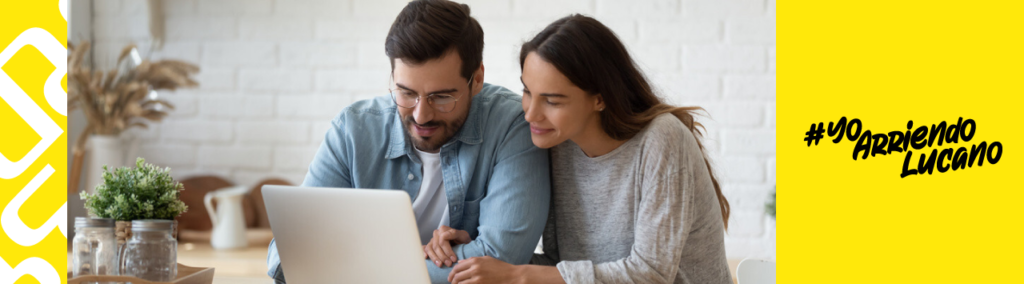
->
[84,0,776,260]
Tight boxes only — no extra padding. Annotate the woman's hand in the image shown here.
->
[424,225,471,267]
[447,256,525,284]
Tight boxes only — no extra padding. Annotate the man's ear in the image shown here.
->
[471,64,484,97]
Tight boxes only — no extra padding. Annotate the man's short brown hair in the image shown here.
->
[385,0,484,80]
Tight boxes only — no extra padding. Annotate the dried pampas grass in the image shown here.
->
[67,42,199,152]
[67,42,200,194]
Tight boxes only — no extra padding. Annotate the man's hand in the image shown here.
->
[424,225,471,267]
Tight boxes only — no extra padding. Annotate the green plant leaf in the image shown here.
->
[80,157,189,221]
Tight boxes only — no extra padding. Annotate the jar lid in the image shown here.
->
[75,217,114,228]
[130,219,175,231]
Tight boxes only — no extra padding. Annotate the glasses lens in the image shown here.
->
[392,90,418,108]
[435,103,455,113]
[432,95,455,105]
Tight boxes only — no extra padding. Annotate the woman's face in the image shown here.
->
[521,52,604,149]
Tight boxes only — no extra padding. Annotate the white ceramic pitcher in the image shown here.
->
[204,185,250,250]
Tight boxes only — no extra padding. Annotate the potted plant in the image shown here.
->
[80,157,188,245]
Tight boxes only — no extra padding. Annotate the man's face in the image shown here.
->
[392,50,480,153]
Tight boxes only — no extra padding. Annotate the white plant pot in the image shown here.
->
[85,135,126,193]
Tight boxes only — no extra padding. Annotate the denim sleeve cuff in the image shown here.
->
[267,239,286,283]
[271,264,286,284]
[426,259,456,284]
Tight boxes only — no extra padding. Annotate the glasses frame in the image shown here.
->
[389,74,476,113]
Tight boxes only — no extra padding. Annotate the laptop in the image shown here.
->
[262,185,430,283]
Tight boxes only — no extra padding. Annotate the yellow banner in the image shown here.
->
[782,0,1024,283]
[0,0,68,283]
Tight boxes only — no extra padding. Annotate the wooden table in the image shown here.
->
[176,242,274,283]
[70,242,744,283]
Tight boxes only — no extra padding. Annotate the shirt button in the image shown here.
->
[407,173,414,180]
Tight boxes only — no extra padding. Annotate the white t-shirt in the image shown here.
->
[411,148,450,245]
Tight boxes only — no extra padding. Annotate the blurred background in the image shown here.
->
[67,0,774,281]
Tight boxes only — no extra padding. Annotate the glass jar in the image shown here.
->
[122,220,177,281]
[72,217,118,278]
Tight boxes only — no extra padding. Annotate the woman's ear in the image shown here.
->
[593,94,606,112]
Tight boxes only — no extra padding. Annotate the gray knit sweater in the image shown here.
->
[531,114,732,284]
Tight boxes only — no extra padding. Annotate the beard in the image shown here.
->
[402,113,467,153]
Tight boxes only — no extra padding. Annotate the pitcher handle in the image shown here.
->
[204,192,217,227]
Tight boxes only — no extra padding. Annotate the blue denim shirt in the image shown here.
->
[267,83,551,283]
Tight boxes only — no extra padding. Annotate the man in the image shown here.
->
[266,0,550,283]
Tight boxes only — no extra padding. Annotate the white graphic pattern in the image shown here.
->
[0,257,60,284]
[1,165,67,246]
[0,28,65,179]
[0,1,68,283]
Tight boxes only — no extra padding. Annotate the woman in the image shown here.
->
[427,14,732,284]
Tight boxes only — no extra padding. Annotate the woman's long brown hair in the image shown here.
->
[520,14,730,229]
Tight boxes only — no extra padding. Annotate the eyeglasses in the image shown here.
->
[389,74,475,113]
